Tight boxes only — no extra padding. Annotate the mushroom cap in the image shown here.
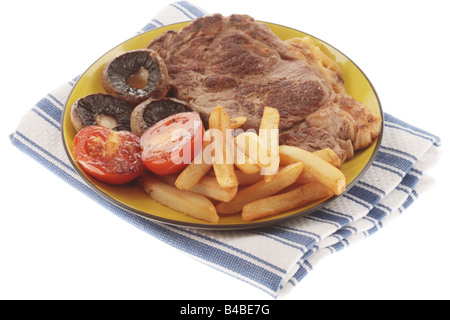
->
[130,97,193,136]
[102,49,170,105]
[70,93,134,132]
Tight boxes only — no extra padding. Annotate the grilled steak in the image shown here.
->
[148,14,381,162]
[148,14,333,131]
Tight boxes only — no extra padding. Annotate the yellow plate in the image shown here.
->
[61,21,383,230]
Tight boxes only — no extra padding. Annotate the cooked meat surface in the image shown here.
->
[335,94,381,150]
[305,94,381,159]
[148,14,381,162]
[280,125,348,162]
[306,101,358,143]
[148,14,333,131]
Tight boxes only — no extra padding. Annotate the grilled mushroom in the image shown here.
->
[130,98,193,136]
[70,93,134,132]
[102,49,170,105]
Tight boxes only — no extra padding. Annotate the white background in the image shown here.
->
[1,0,449,300]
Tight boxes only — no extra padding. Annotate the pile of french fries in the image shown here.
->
[138,106,346,224]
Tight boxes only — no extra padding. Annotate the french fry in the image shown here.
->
[234,132,272,168]
[313,148,341,167]
[279,145,346,195]
[233,142,261,174]
[209,106,238,188]
[234,159,261,175]
[259,107,280,180]
[242,182,333,221]
[175,140,212,190]
[215,162,303,215]
[161,171,237,202]
[296,172,317,185]
[138,172,219,223]
[230,116,247,129]
[297,148,342,184]
[191,176,238,202]
[259,107,280,131]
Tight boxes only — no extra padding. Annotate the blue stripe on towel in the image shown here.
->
[380,145,418,162]
[376,151,414,172]
[400,172,420,189]
[36,97,62,124]
[308,210,352,227]
[367,206,388,221]
[255,227,318,249]
[384,113,441,146]
[170,3,196,20]
[31,108,61,131]
[332,227,354,240]
[385,120,440,147]
[141,22,159,32]
[176,1,206,18]
[347,185,382,206]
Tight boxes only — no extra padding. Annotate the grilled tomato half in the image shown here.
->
[73,125,145,184]
[140,112,204,175]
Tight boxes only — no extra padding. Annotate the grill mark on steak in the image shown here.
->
[148,14,333,131]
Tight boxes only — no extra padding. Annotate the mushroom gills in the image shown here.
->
[102,49,170,105]
[71,93,134,132]
[107,52,159,96]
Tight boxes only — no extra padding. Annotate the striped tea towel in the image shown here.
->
[9,1,442,298]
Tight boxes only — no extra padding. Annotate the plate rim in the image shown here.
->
[61,19,384,230]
